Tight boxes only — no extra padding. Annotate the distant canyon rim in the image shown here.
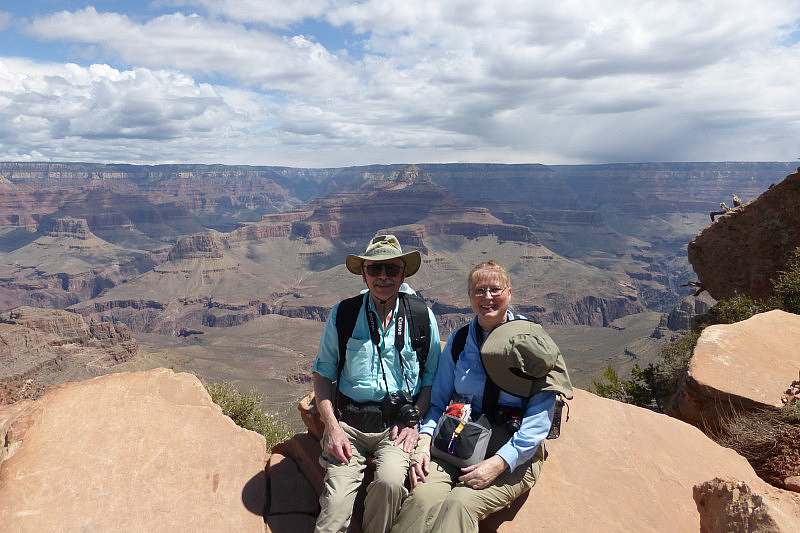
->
[0,161,795,410]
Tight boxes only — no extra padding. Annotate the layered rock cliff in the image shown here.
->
[688,168,800,300]
[0,306,137,403]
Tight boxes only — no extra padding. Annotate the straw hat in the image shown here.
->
[480,320,573,399]
[345,234,421,277]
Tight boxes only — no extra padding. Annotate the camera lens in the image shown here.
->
[398,404,420,428]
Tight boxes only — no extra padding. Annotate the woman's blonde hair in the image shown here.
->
[467,261,512,292]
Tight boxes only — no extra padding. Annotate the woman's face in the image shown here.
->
[469,269,512,330]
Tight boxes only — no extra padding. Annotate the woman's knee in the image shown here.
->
[367,475,406,499]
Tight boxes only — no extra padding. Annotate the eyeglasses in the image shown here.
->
[364,263,404,277]
[472,286,507,297]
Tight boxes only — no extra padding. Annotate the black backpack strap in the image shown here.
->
[451,324,469,364]
[333,294,364,410]
[399,293,432,370]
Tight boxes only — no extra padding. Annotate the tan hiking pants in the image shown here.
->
[390,451,542,533]
[315,422,412,533]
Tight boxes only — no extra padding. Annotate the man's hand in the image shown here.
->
[409,434,432,488]
[390,424,419,453]
[323,422,353,464]
[458,455,507,490]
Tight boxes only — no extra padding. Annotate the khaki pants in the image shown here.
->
[390,451,543,533]
[315,422,411,533]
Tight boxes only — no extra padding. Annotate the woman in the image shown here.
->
[391,261,572,533]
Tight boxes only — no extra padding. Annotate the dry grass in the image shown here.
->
[713,403,800,487]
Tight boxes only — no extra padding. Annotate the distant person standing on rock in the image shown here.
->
[709,202,732,222]
[312,235,441,533]
[391,261,572,533]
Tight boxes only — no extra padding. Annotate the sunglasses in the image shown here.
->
[364,263,404,277]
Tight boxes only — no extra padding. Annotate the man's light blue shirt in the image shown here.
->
[420,311,556,471]
[312,284,441,403]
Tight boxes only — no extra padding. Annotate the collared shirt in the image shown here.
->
[312,285,441,403]
[420,310,556,471]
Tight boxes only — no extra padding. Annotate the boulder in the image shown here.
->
[670,310,800,429]
[694,478,799,533]
[478,389,800,532]
[688,169,800,300]
[0,369,267,532]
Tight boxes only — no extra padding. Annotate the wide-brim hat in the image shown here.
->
[345,234,421,277]
[481,320,573,399]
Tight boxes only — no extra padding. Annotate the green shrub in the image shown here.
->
[207,382,293,449]
[695,295,769,329]
[649,331,701,401]
[772,247,800,314]
[591,367,628,402]
[592,365,655,408]
[592,332,700,411]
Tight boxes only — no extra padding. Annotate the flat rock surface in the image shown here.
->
[0,369,267,532]
[672,310,800,428]
[481,389,800,532]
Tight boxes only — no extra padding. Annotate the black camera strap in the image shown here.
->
[366,299,412,395]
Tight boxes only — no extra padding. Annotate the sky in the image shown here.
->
[0,1,799,167]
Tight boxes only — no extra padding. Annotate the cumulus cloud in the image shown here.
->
[8,1,800,165]
[0,59,269,162]
[25,7,354,94]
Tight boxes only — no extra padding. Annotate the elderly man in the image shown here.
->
[312,235,441,533]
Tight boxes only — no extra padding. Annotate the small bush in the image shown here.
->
[591,367,628,402]
[592,365,655,408]
[772,247,800,314]
[695,295,769,329]
[649,331,701,401]
[207,382,293,449]
[592,332,700,411]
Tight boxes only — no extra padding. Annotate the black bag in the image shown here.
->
[431,414,492,467]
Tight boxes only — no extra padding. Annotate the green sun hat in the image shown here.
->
[345,234,422,277]
[480,320,573,399]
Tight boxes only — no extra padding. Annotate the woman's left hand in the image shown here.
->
[459,455,508,490]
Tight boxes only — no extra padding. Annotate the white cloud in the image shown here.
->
[26,7,354,94]
[8,1,800,166]
[0,58,268,162]
[170,0,333,28]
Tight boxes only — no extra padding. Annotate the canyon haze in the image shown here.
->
[0,161,795,412]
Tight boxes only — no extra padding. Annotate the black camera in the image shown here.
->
[381,391,420,428]
[495,406,522,434]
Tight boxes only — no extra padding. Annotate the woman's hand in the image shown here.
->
[459,455,507,490]
[323,423,353,464]
[409,434,432,488]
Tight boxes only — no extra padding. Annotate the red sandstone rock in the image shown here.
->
[479,389,800,532]
[298,394,325,440]
[688,169,800,300]
[694,478,799,532]
[670,310,800,429]
[294,388,800,531]
[273,433,324,496]
[0,369,268,532]
[267,452,320,516]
